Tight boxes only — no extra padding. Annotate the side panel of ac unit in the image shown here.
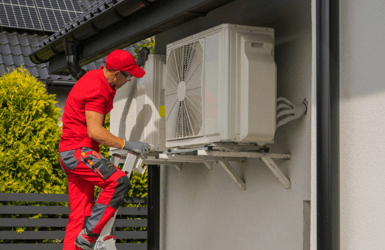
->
[237,34,277,143]
[110,54,166,151]
[204,33,220,137]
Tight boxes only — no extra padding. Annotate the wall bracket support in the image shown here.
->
[218,160,246,190]
[110,147,291,190]
[261,156,291,189]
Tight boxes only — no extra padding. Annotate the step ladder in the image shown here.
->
[94,151,146,250]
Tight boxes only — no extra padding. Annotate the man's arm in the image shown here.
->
[85,110,124,149]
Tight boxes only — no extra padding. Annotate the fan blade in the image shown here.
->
[165,93,178,120]
[185,61,202,90]
[166,99,179,140]
[186,88,202,110]
[181,45,186,81]
[185,94,202,115]
[174,49,182,82]
[175,102,184,138]
[185,42,203,84]
[180,101,193,137]
[183,100,195,136]
[185,95,203,135]
[166,71,178,95]
[182,43,194,81]
[175,46,182,82]
[166,50,180,95]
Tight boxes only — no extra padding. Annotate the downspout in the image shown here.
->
[63,36,150,81]
[63,36,87,80]
[316,0,340,249]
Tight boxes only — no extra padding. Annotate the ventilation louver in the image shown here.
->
[165,40,204,140]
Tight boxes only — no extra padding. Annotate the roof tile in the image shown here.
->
[0,64,7,74]
[0,30,135,83]
[0,32,10,44]
[22,46,33,56]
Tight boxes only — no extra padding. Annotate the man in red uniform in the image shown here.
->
[59,50,150,250]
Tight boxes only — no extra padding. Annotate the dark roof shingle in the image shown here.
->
[0,30,136,83]
[0,31,73,81]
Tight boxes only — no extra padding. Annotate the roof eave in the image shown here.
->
[32,0,235,75]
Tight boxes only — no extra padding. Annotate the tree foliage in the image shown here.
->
[0,67,66,194]
[134,36,155,56]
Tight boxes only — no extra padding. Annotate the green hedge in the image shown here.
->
[0,67,66,194]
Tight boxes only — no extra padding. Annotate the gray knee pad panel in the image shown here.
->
[109,176,131,209]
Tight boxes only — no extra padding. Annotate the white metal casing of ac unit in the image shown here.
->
[110,54,167,152]
[165,23,277,148]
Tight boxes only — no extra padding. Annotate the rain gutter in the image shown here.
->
[316,0,340,249]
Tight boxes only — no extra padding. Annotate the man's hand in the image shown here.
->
[123,141,151,158]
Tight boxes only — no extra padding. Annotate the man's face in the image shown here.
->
[112,70,132,90]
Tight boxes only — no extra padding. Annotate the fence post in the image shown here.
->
[147,165,160,250]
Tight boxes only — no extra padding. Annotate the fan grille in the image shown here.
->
[165,41,204,140]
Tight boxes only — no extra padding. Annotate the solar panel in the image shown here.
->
[0,0,83,32]
[35,0,83,32]
[0,0,42,30]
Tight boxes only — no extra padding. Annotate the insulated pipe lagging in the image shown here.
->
[63,38,87,80]
[276,99,308,128]
[277,103,294,111]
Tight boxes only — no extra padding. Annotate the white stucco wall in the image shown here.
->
[156,0,315,249]
[340,1,385,249]
[46,85,72,125]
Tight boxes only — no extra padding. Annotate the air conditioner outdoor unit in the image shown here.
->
[110,54,166,152]
[165,23,277,148]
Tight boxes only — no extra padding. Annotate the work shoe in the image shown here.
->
[75,229,97,250]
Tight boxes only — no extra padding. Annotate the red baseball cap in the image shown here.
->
[105,49,145,78]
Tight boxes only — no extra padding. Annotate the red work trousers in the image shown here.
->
[59,147,130,250]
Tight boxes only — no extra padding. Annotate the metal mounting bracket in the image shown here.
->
[203,162,212,170]
[261,157,290,189]
[218,160,246,191]
[194,149,291,190]
[110,147,291,190]
[170,163,182,171]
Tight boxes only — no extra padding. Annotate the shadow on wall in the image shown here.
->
[113,78,161,143]
[116,80,137,138]
[129,103,152,142]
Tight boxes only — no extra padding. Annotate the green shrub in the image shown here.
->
[0,67,66,194]
[134,36,155,55]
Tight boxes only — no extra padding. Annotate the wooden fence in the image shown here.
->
[0,193,147,250]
